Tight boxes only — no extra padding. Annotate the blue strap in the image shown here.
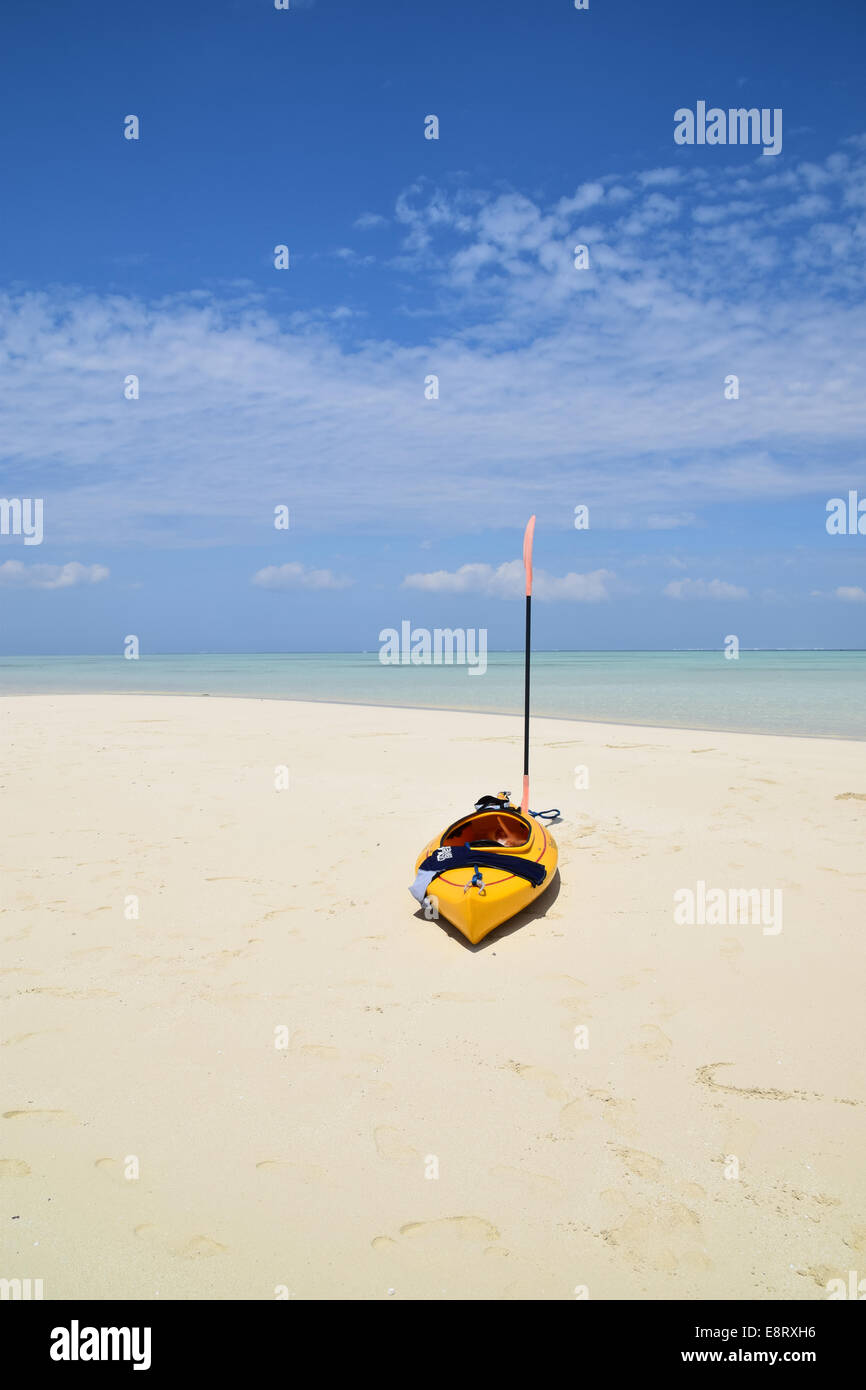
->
[410,845,547,905]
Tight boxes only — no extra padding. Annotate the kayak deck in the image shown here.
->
[413,803,558,944]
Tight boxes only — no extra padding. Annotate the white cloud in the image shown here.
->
[692,200,757,225]
[1,143,865,547]
[638,168,683,187]
[404,562,519,597]
[252,563,353,591]
[664,577,748,600]
[835,585,866,602]
[403,559,613,601]
[617,192,682,238]
[0,560,108,589]
[354,212,388,230]
[333,247,374,266]
[557,181,606,215]
[534,568,614,601]
[774,193,833,222]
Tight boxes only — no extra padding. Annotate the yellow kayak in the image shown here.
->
[409,518,560,946]
[411,794,558,945]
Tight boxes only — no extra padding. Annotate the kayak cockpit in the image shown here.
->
[441,809,531,849]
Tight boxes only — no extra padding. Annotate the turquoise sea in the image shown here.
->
[0,651,863,739]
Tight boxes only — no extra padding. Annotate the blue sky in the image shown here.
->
[1,0,864,653]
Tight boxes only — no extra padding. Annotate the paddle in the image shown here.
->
[520,515,536,815]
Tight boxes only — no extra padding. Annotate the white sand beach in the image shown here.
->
[2,693,864,1300]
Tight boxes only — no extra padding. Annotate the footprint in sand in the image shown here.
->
[776,1185,841,1219]
[203,945,261,964]
[3,1109,78,1125]
[719,937,743,968]
[843,1226,866,1254]
[1,1030,60,1048]
[599,1200,711,1275]
[559,1097,589,1130]
[721,1115,760,1158]
[373,1126,420,1166]
[560,997,594,1021]
[627,1025,672,1062]
[614,1147,664,1180]
[561,1091,636,1135]
[600,1187,633,1223]
[255,1159,326,1183]
[798,1264,840,1291]
[595,1089,637,1129]
[175,1235,228,1258]
[504,1061,570,1103]
[0,1159,31,1177]
[134,1224,226,1257]
[399,1216,500,1243]
[657,995,683,1023]
[2,928,33,944]
[489,1164,563,1196]
[372,1216,499,1250]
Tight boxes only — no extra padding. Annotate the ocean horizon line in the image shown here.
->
[2,648,864,659]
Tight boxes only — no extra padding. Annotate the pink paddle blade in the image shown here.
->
[522,515,536,596]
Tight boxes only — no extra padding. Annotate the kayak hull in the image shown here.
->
[414,806,558,945]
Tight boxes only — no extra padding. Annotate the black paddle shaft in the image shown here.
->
[523,594,531,779]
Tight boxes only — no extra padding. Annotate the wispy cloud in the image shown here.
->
[1,143,865,547]
[835,585,866,602]
[0,560,108,589]
[664,577,748,600]
[252,562,354,591]
[403,559,613,601]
